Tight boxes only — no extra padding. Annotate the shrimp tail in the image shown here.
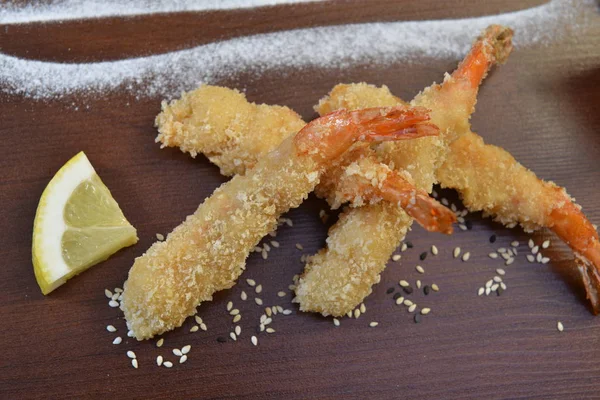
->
[354,106,439,141]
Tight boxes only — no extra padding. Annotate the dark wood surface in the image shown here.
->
[1,2,600,399]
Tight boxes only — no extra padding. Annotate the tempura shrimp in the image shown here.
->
[121,106,438,339]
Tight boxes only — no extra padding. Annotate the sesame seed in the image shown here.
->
[104,289,113,299]
[453,247,461,258]
[156,338,164,348]
[486,280,493,288]
[404,299,414,306]
[532,245,539,255]
[423,285,430,295]
[489,252,499,259]
[414,313,422,323]
[235,326,241,336]
[264,317,273,325]
[106,325,116,332]
[498,248,507,254]
[226,301,233,311]
[512,248,518,255]
[431,284,440,292]
[111,292,120,301]
[277,305,284,313]
[266,328,276,334]
[240,291,248,301]
[283,309,292,316]
[163,361,173,368]
[406,241,414,248]
[441,197,449,206]
[156,355,163,366]
[286,219,293,227]
[127,330,134,338]
[387,287,395,294]
[269,241,279,249]
[200,323,207,331]
[296,243,304,250]
[277,291,286,297]
[462,252,471,262]
[421,308,431,315]
[229,309,240,316]
[500,282,507,290]
[557,321,564,332]
[156,233,164,241]
[496,268,506,276]
[542,240,551,249]
[416,265,425,274]
[493,276,503,283]
[108,300,119,308]
[528,238,534,248]
[360,303,366,313]
[180,355,187,364]
[259,324,265,332]
[459,224,467,231]
[457,216,465,224]
[399,280,410,287]
[230,332,237,341]
[354,309,361,318]
[190,325,199,332]
[403,286,414,295]
[255,298,263,305]
[172,349,182,357]
[526,254,535,262]
[112,336,122,345]
[478,287,484,296]
[401,243,408,252]
[420,252,427,260]
[408,304,417,313]
[261,249,268,259]
[255,284,263,294]
[416,280,422,289]
[233,314,242,323]
[251,336,258,346]
[131,359,138,369]
[346,311,352,318]
[485,287,491,295]
[491,284,499,291]
[369,321,379,328]
[246,279,256,287]
[395,296,405,305]
[127,351,136,359]
[501,252,511,260]
[505,258,514,266]
[542,257,550,264]
[260,314,267,324]
[490,234,497,243]
[254,246,262,253]
[263,243,271,252]
[511,241,519,247]
[392,254,401,261]
[451,203,457,212]
[536,253,543,262]
[333,318,340,327]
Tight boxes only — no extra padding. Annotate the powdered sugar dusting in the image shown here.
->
[0,0,593,100]
[0,0,323,25]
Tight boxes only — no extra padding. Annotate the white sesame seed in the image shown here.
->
[486,280,493,288]
[333,318,340,327]
[432,190,438,198]
[286,219,293,227]
[230,309,240,316]
[113,336,122,345]
[226,301,233,311]
[529,239,535,248]
[401,243,408,252]
[254,246,262,253]
[501,252,511,260]
[296,243,304,250]
[259,324,265,332]
[190,325,199,332]
[173,349,182,357]
[408,304,417,313]
[542,240,551,249]
[498,247,507,253]
[431,284,440,292]
[127,351,136,359]
[266,328,276,334]
[451,203,457,212]
[532,245,539,255]
[453,247,461,258]
[200,323,207,331]
[536,253,543,262]
[156,233,164,241]
[260,314,267,324]
[131,359,138,369]
[491,284,499,291]
[255,298,263,305]
[246,279,256,287]
[360,303,366,313]
[230,332,237,341]
[264,317,273,325]
[233,314,242,323]
[511,241,519,247]
[421,308,431,315]
[395,296,405,305]
[457,216,465,224]
[369,322,379,327]
[462,252,471,262]
[235,326,241,336]
[488,252,499,259]
[108,300,119,308]
[493,276,503,283]
[163,361,173,368]
[261,249,268,259]
[354,309,361,318]
[404,299,414,306]
[416,265,425,274]
[251,336,258,346]
[263,243,271,252]
[478,287,484,296]
[496,268,506,276]
[399,280,410,287]
[106,325,116,332]
[255,284,263,294]
[127,330,134,338]
[485,287,491,295]
[111,292,120,301]
[156,355,163,366]
[557,321,564,332]
[277,291,287,298]
[181,345,191,354]
[441,197,449,206]
[416,280,422,289]
[527,255,535,263]
[431,245,438,255]
[500,282,507,290]
[269,231,277,237]
[114,287,123,293]
[241,291,248,301]
[542,257,550,264]
[459,224,467,231]
[283,309,292,315]
[265,307,273,317]
[505,258,515,266]
[104,289,113,299]
[271,240,280,248]
[392,254,401,261]
[512,248,518,256]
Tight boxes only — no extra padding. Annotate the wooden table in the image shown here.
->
[1,1,599,398]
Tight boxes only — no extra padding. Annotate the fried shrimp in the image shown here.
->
[437,132,600,312]
[294,25,513,316]
[121,106,438,339]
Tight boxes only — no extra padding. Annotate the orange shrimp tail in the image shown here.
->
[453,25,514,89]
[353,106,439,141]
[379,174,456,234]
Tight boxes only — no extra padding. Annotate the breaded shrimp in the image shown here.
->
[295,25,513,316]
[437,132,600,312]
[121,106,438,339]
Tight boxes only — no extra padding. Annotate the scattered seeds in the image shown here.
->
[493,276,503,283]
[403,286,414,295]
[401,243,408,252]
[255,298,263,305]
[421,308,431,315]
[241,291,248,301]
[395,296,405,305]
[226,301,233,312]
[414,313,422,323]
[496,268,506,276]
[420,252,427,260]
[180,355,188,364]
[488,252,499,259]
[264,317,273,325]
[527,254,535,263]
[511,241,519,247]
[491,284,499,291]
[498,248,507,254]
[156,355,163,366]
[104,289,113,299]
[392,254,401,261]
[532,245,539,255]
[529,239,535,248]
[485,287,491,296]
[354,309,361,318]
[486,280,493,288]
[173,349,182,357]
[333,318,340,327]
[190,325,199,332]
[386,287,395,294]
[266,328,276,334]
[233,314,242,323]
[230,332,237,341]
[462,252,471,262]
[500,282,507,290]
[416,265,425,274]
[127,351,136,359]
[490,234,497,243]
[113,337,122,345]
[261,249,268,259]
[505,258,514,266]
[360,303,366,313]
[296,243,304,250]
[406,241,414,249]
[416,280,422,289]
[478,287,485,296]
[408,304,417,313]
[108,300,119,308]
[163,361,173,368]
[200,323,207,331]
[246,279,256,287]
[369,322,379,327]
[277,291,286,297]
[453,247,461,258]
[106,325,116,332]
[431,245,438,255]
[542,257,550,264]
[399,280,410,287]
[255,284,263,294]
[194,316,203,324]
[404,299,414,306]
[156,233,165,241]
[542,240,551,249]
[423,285,430,295]
[181,345,191,354]
[131,359,138,369]
[431,284,440,292]
[235,326,241,336]
[251,336,258,346]
[230,309,240,316]
[557,321,564,332]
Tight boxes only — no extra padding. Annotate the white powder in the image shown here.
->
[0,0,593,100]
[0,0,323,24]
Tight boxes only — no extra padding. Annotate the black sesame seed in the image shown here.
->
[403,286,414,295]
[217,337,227,343]
[423,285,430,295]
[406,241,414,249]
[393,292,402,300]
[465,220,473,230]
[490,234,497,243]
[420,252,427,260]
[386,287,395,294]
[414,313,422,323]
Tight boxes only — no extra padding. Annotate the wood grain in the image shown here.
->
[1,2,599,399]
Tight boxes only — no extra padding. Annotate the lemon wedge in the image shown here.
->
[32,152,138,294]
